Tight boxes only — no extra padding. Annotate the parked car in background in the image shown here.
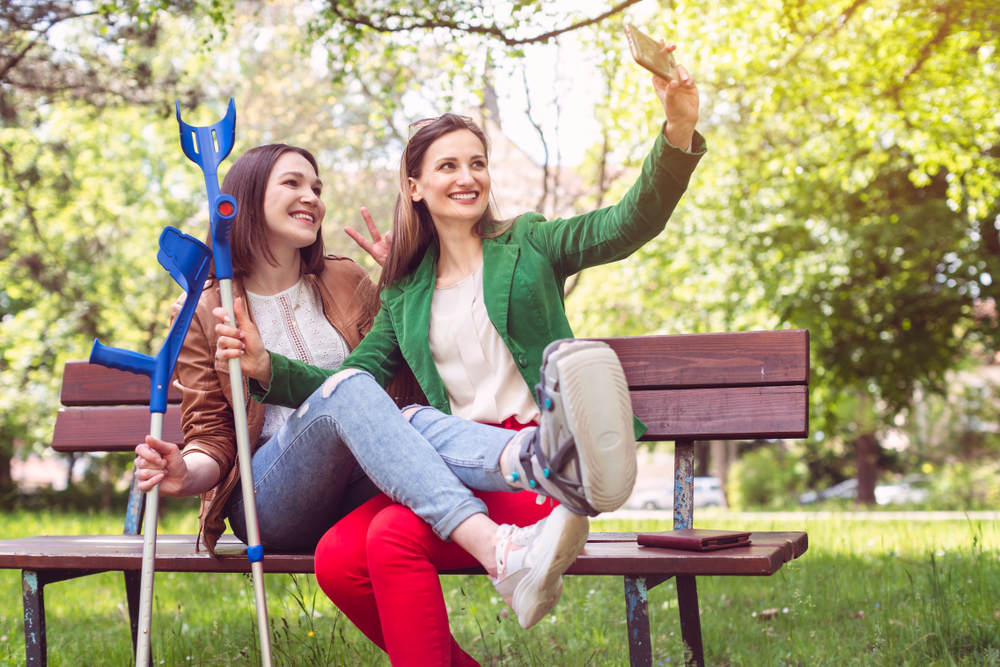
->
[874,474,931,505]
[799,475,931,505]
[625,476,728,510]
[626,487,673,510]
[798,478,858,504]
[693,476,726,508]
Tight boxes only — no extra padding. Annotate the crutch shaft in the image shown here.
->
[136,411,163,666]
[220,279,273,666]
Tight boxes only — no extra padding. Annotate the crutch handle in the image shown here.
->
[88,341,155,378]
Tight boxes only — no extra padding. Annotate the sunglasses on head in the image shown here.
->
[407,114,476,138]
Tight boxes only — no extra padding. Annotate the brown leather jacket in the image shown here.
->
[175,255,418,554]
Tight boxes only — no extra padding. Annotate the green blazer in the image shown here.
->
[257,128,706,431]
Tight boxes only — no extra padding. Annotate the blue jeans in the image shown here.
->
[226,370,520,550]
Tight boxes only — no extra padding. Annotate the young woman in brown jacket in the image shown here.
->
[132,143,412,554]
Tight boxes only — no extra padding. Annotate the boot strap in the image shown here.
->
[517,427,598,516]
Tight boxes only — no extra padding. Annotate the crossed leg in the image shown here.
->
[314,490,554,666]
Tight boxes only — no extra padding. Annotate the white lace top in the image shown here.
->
[246,279,349,442]
[428,264,539,424]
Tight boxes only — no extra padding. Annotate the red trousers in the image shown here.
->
[314,419,553,666]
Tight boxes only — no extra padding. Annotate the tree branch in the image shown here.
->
[327,0,644,46]
[0,7,99,83]
[895,0,963,89]
[520,65,551,212]
[779,0,870,71]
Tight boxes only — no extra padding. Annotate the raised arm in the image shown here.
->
[652,42,699,151]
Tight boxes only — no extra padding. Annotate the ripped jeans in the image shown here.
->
[226,370,522,550]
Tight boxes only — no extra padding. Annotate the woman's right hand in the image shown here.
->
[213,296,271,385]
[134,435,188,494]
[651,42,699,151]
[344,206,393,267]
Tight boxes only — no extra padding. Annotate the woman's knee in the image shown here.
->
[319,368,364,399]
[315,523,367,597]
[366,505,436,565]
[314,494,392,598]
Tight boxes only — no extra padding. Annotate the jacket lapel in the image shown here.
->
[384,247,448,408]
[482,239,519,339]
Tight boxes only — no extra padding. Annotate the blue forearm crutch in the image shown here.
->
[90,227,211,666]
[175,98,273,666]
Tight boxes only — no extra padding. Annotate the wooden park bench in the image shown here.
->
[0,329,809,666]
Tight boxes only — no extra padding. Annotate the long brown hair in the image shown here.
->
[377,114,502,293]
[219,144,326,281]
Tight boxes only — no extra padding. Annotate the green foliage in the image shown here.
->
[690,0,1000,430]
[726,444,809,509]
[4,0,1000,496]
[0,104,202,490]
[933,460,1000,510]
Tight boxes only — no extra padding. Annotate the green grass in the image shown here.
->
[1,509,998,665]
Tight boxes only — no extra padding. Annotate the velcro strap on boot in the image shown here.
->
[517,429,598,516]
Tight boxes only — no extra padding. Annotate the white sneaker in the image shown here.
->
[491,506,589,629]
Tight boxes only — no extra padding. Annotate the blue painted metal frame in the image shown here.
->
[623,438,705,667]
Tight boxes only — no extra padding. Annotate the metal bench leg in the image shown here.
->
[676,575,705,667]
[23,570,46,666]
[624,576,652,666]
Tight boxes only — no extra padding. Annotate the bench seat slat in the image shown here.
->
[601,329,808,389]
[52,406,185,453]
[0,531,807,577]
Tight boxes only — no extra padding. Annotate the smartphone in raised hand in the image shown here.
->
[625,23,677,82]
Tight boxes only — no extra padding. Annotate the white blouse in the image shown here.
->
[246,279,349,442]
[428,264,539,425]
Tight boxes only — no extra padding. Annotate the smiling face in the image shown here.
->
[407,129,490,230]
[262,151,326,253]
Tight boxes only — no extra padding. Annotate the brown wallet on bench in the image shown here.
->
[637,529,752,552]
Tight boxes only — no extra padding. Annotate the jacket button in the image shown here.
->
[517,355,527,367]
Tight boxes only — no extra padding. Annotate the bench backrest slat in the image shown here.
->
[53,406,185,453]
[603,329,808,389]
[53,329,809,453]
[633,385,807,441]
[60,361,183,406]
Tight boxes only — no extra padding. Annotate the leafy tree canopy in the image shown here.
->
[2,0,999,497]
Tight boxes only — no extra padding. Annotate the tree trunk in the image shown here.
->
[0,450,14,499]
[101,457,113,513]
[854,432,879,505]
[695,441,710,476]
[708,440,737,508]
